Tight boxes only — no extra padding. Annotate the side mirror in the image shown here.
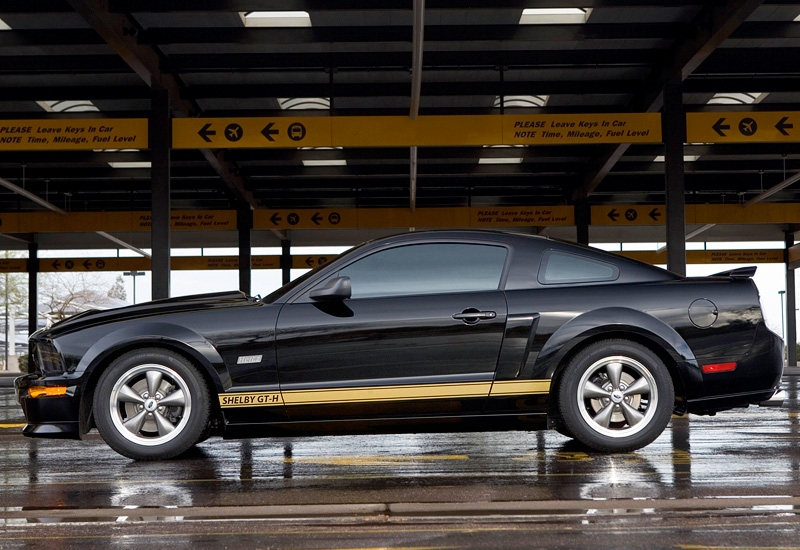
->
[309,276,351,301]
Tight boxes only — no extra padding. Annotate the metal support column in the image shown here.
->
[238,206,253,295]
[150,88,171,300]
[662,76,687,276]
[575,200,590,245]
[281,240,291,286]
[786,231,797,366]
[27,242,38,335]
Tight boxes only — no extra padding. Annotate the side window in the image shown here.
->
[538,250,619,285]
[338,243,508,299]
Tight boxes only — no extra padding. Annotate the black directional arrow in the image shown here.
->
[607,208,620,222]
[269,212,282,225]
[305,257,314,267]
[712,118,730,137]
[311,212,323,225]
[198,123,216,143]
[649,208,661,221]
[776,116,794,136]
[261,122,279,142]
[83,260,92,269]
[52,260,61,271]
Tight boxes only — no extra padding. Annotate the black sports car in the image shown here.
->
[16,230,783,460]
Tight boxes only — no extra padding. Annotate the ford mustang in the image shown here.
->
[16,230,784,460]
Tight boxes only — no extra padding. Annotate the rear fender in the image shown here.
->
[534,307,700,397]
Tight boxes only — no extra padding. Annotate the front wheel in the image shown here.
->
[93,349,211,460]
[557,340,674,452]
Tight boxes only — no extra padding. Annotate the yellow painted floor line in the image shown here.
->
[0,423,25,428]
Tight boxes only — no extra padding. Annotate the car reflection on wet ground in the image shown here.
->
[1,374,799,549]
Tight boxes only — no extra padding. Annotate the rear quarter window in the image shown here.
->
[538,249,620,285]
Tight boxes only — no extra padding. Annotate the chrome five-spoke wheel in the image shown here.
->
[109,364,192,446]
[557,339,674,452]
[94,349,210,460]
[576,355,657,438]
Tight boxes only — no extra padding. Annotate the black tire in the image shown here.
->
[93,348,211,460]
[557,339,674,452]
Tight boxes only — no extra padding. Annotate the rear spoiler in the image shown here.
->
[711,266,757,278]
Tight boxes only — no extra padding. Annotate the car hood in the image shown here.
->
[43,290,260,337]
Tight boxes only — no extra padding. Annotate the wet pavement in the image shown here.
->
[2,375,800,548]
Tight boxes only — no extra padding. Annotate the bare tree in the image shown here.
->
[40,272,115,322]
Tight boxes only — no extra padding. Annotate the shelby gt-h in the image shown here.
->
[16,231,783,460]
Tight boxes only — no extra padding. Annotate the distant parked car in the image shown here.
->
[16,230,783,460]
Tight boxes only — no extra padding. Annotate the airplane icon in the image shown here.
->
[738,118,757,136]
[224,123,243,142]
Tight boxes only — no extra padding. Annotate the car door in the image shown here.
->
[274,241,510,421]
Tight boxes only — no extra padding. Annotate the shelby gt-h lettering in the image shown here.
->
[16,231,783,460]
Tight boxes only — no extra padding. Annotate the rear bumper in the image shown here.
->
[686,324,784,414]
[14,374,83,440]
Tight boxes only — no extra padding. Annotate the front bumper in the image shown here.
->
[15,374,82,439]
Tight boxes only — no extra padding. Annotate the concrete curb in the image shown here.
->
[3,496,800,522]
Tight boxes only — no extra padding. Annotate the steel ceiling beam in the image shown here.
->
[138,24,687,45]
[572,0,765,201]
[108,0,724,11]
[66,0,259,209]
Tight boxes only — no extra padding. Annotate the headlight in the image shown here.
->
[30,339,65,376]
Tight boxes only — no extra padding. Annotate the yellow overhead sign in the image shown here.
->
[254,206,573,231]
[594,203,800,226]
[172,117,334,149]
[0,119,147,151]
[592,205,664,226]
[687,112,799,143]
[0,259,27,273]
[2,204,799,235]
[39,257,150,273]
[174,114,662,149]
[618,250,784,265]
[0,210,236,234]
[503,113,661,145]
[4,113,798,151]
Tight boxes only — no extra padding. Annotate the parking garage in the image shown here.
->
[2,1,800,547]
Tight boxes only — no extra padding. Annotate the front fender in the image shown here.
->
[75,321,229,392]
[533,307,700,395]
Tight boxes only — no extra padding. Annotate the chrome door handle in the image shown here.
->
[452,310,497,321]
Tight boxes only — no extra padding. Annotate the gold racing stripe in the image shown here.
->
[489,379,551,396]
[219,379,551,409]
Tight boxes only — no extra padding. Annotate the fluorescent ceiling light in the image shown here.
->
[278,97,330,110]
[0,18,11,30]
[478,157,523,165]
[706,92,766,105]
[493,95,549,108]
[519,8,592,25]
[480,144,524,164]
[37,100,99,113]
[795,12,800,22]
[243,11,311,27]
[302,159,346,167]
[300,146,346,167]
[108,162,151,169]
[653,155,699,162]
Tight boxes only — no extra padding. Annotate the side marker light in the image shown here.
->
[28,386,67,398]
[702,362,737,374]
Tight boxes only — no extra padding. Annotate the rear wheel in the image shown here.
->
[557,340,674,452]
[93,349,210,460]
